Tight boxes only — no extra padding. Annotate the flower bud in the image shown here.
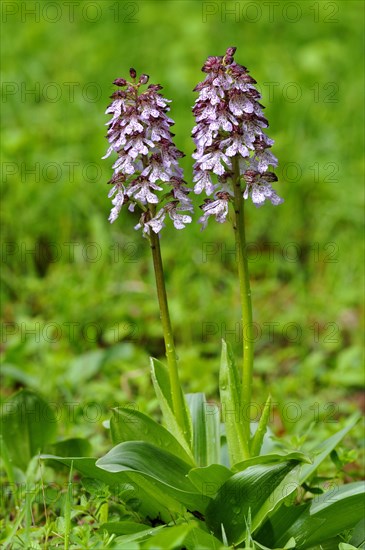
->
[129,67,137,79]
[139,74,149,85]
[148,83,163,91]
[226,46,237,57]
[113,78,127,87]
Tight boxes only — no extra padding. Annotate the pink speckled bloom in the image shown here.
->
[103,69,192,233]
[192,47,283,227]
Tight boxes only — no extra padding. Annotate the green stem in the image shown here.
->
[232,156,254,443]
[149,228,187,435]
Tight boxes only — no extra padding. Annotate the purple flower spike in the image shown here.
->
[103,71,193,233]
[192,47,283,226]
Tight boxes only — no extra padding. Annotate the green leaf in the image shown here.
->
[150,358,192,453]
[250,395,272,457]
[188,464,233,499]
[233,452,311,472]
[256,415,361,547]
[110,407,194,465]
[219,340,249,465]
[264,481,365,549]
[46,437,92,458]
[184,526,226,550]
[186,393,220,466]
[349,518,365,547]
[42,455,135,492]
[1,389,58,470]
[101,523,165,545]
[205,460,301,545]
[96,441,207,512]
[141,523,194,549]
[65,349,106,386]
[42,455,183,521]
[299,413,360,485]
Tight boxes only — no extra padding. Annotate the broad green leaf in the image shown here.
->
[142,523,194,549]
[349,518,365,547]
[258,481,365,549]
[255,500,310,547]
[188,464,233,499]
[299,413,360,485]
[233,452,311,472]
[250,463,301,540]
[256,415,361,547]
[205,460,301,545]
[184,526,226,550]
[110,407,194,465]
[186,393,220,466]
[250,395,272,457]
[219,340,249,464]
[42,455,126,489]
[150,358,192,452]
[46,437,92,458]
[42,455,183,521]
[96,441,207,512]
[1,389,58,470]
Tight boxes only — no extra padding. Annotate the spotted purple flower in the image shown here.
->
[192,47,283,227]
[199,192,231,229]
[103,70,192,233]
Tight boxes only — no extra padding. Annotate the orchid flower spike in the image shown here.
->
[192,47,283,227]
[103,69,193,234]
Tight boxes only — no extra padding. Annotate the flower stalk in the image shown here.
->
[148,225,187,435]
[232,157,254,432]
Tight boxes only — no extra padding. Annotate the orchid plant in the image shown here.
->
[102,68,192,439]
[191,47,283,460]
[3,47,361,549]
[87,48,360,548]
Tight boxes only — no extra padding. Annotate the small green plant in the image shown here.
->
[1,48,363,549]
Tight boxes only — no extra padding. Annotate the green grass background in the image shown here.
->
[1,1,364,440]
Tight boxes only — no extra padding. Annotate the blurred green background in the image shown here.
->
[1,1,364,441]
